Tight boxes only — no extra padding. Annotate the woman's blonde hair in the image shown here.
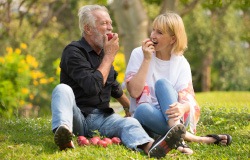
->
[152,12,187,55]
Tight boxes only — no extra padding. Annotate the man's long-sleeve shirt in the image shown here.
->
[60,37,123,115]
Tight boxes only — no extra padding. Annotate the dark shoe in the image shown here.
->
[54,125,75,150]
[148,123,186,158]
[206,134,232,145]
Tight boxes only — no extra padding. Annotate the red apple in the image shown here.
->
[79,138,90,146]
[111,137,121,145]
[107,33,113,41]
[97,140,108,148]
[90,136,101,145]
[77,136,90,146]
[77,136,87,141]
[146,39,155,46]
[103,137,112,145]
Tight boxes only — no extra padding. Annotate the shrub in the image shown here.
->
[0,44,54,118]
[113,51,126,84]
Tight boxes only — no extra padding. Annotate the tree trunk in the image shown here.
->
[201,52,212,91]
[110,0,148,64]
[160,0,176,14]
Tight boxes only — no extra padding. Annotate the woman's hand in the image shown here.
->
[142,38,155,60]
[165,102,188,121]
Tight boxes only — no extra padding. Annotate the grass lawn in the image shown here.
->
[0,91,249,160]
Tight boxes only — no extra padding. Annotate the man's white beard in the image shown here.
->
[92,29,104,49]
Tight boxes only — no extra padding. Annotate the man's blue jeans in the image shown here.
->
[51,84,153,149]
[134,79,178,136]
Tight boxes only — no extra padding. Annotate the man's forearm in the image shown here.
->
[116,93,130,109]
[98,55,115,85]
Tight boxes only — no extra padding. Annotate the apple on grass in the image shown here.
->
[111,137,121,145]
[78,138,90,146]
[90,136,101,145]
[77,136,90,146]
[77,136,87,141]
[97,140,108,148]
[103,137,112,145]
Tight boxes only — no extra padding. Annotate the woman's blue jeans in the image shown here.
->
[51,84,153,149]
[134,79,178,136]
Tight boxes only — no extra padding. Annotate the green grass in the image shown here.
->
[0,92,249,160]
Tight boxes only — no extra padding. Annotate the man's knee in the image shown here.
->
[52,84,74,96]
[123,117,141,127]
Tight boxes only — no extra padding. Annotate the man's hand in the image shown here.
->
[103,33,119,59]
[98,33,119,85]
[124,108,131,117]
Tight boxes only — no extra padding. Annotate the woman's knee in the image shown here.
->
[155,79,177,99]
[155,79,172,89]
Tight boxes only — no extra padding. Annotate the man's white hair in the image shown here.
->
[78,5,108,37]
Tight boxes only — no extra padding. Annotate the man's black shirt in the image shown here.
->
[60,37,123,115]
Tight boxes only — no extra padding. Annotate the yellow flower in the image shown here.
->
[20,43,27,49]
[48,77,54,82]
[29,94,34,100]
[56,67,61,76]
[19,100,25,106]
[26,55,39,68]
[39,78,48,84]
[6,47,13,54]
[30,70,44,79]
[33,80,39,86]
[117,72,125,84]
[21,88,29,95]
[113,52,126,83]
[0,57,5,64]
[5,52,15,63]
[15,48,21,55]
[113,63,119,71]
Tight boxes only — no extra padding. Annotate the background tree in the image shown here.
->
[184,0,250,91]
[109,0,249,91]
[0,0,249,118]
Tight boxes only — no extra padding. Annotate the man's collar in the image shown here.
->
[79,37,104,57]
[79,37,93,53]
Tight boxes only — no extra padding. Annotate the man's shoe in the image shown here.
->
[148,123,186,158]
[54,125,75,150]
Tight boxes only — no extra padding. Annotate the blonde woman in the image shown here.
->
[125,12,232,154]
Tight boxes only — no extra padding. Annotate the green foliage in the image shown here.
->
[0,0,82,114]
[142,0,160,21]
[202,0,231,9]
[0,45,55,118]
[184,2,250,91]
[0,92,249,159]
[144,0,161,5]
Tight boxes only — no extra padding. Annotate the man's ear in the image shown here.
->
[84,25,92,35]
[170,35,176,45]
